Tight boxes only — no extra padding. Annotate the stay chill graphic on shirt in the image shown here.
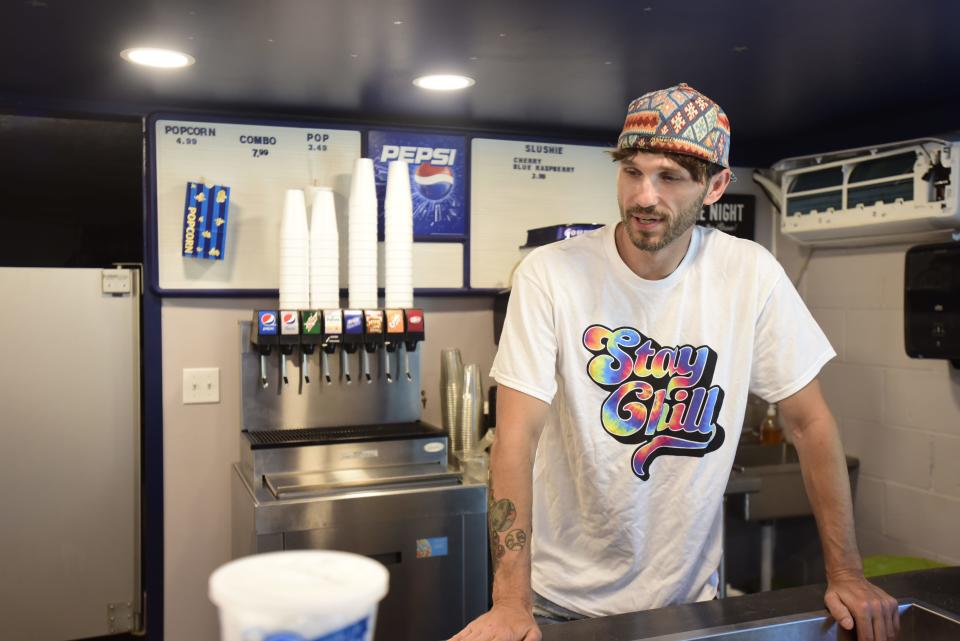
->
[583,325,726,480]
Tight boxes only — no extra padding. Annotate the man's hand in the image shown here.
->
[824,570,900,641]
[447,600,541,641]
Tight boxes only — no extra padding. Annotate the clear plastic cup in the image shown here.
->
[209,550,389,641]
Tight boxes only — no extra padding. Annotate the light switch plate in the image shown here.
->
[182,367,220,404]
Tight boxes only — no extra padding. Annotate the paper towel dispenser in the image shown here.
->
[904,241,960,366]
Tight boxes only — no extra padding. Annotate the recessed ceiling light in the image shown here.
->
[120,47,195,69]
[413,74,475,91]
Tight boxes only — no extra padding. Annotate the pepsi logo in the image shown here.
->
[282,312,297,324]
[414,163,454,201]
[260,313,276,325]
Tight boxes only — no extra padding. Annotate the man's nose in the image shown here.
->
[631,176,659,209]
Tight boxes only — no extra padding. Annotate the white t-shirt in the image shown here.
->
[490,223,835,617]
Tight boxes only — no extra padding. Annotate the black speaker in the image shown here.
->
[904,241,960,367]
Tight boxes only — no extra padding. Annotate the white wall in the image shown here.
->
[161,296,497,641]
[787,239,960,565]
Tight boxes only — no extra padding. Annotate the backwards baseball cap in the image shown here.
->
[618,83,731,169]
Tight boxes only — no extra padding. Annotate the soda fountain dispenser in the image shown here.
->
[403,308,425,381]
[320,309,343,385]
[251,310,279,388]
[278,310,300,387]
[362,309,385,383]
[341,309,364,384]
[300,310,323,390]
[383,309,405,383]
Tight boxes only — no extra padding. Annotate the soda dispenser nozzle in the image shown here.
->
[320,309,343,385]
[403,308,425,382]
[300,311,324,392]
[251,310,280,388]
[342,309,364,384]
[362,310,385,384]
[278,310,301,388]
[383,309,405,384]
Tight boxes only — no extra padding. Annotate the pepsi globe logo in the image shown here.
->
[281,312,297,325]
[414,163,454,201]
[260,312,276,326]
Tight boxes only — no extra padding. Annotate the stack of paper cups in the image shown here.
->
[279,189,310,310]
[309,187,340,310]
[304,185,324,210]
[384,161,414,309]
[348,159,378,309]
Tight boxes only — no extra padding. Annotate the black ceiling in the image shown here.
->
[3,0,960,165]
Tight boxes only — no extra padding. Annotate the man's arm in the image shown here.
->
[448,385,549,641]
[778,378,900,641]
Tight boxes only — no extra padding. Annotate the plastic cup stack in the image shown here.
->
[348,158,379,310]
[279,189,310,310]
[209,550,389,641]
[440,348,464,449]
[384,161,414,309]
[459,364,483,455]
[309,187,340,310]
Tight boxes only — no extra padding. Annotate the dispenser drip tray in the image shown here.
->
[244,421,443,449]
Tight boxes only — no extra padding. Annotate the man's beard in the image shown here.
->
[619,185,708,252]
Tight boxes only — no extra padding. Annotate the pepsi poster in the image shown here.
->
[368,131,466,238]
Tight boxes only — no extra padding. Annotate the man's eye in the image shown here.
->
[661,174,679,182]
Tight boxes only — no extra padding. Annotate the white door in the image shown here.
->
[0,267,141,640]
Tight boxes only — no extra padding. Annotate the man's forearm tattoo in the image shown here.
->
[504,528,527,551]
[488,488,527,567]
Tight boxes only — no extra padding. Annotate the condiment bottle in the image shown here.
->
[760,404,784,445]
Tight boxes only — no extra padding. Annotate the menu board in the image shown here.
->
[152,117,361,291]
[470,138,619,289]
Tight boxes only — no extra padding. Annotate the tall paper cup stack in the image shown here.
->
[304,185,323,210]
[384,161,414,309]
[309,187,340,310]
[348,158,378,310]
[279,189,310,310]
[209,550,389,641]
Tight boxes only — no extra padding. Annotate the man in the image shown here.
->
[450,83,899,641]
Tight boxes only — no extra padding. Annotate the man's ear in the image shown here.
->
[702,169,732,206]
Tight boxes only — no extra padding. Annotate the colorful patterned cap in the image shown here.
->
[618,83,731,168]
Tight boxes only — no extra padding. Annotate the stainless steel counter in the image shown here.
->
[541,567,960,641]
